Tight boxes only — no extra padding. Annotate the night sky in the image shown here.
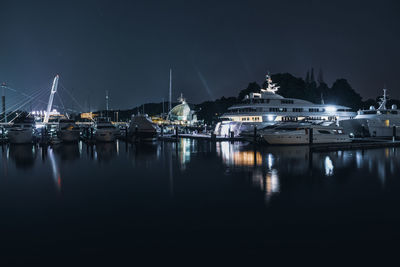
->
[1,0,399,111]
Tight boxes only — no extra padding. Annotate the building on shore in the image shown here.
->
[167,94,197,125]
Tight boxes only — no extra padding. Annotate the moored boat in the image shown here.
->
[128,114,159,142]
[340,89,400,138]
[8,116,35,144]
[58,119,80,142]
[94,118,118,142]
[215,74,356,136]
[260,123,351,145]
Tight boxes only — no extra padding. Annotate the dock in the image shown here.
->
[2,130,400,153]
[310,139,400,152]
[158,133,243,142]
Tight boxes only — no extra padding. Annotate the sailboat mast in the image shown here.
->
[169,68,172,112]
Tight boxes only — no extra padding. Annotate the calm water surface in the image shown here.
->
[1,139,400,264]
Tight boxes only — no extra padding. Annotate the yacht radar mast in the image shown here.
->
[261,74,279,94]
[178,93,186,104]
[378,88,388,110]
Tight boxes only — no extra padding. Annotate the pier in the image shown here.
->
[158,133,243,142]
[310,139,400,152]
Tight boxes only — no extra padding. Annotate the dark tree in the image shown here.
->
[305,71,310,84]
[195,96,237,124]
[267,73,309,100]
[326,79,363,109]
[237,82,261,100]
[317,68,324,85]
[310,68,315,83]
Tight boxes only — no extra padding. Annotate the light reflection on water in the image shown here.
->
[1,139,400,261]
[216,141,400,201]
[1,140,399,199]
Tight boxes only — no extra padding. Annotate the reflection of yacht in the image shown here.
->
[215,74,356,136]
[95,142,117,162]
[8,116,35,144]
[53,143,80,161]
[94,118,118,142]
[340,89,400,137]
[9,144,37,169]
[261,123,351,145]
[58,119,80,142]
[128,114,159,142]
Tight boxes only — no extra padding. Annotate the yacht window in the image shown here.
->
[97,126,115,129]
[318,130,331,134]
[292,108,303,112]
[281,100,294,104]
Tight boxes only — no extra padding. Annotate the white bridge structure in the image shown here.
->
[0,74,83,126]
[43,75,59,124]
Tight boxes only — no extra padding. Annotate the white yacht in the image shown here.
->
[215,74,356,136]
[128,114,159,142]
[94,118,118,142]
[8,116,35,144]
[260,122,351,145]
[340,89,400,138]
[58,119,80,142]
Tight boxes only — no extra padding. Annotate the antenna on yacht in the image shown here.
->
[178,93,185,103]
[162,98,165,116]
[321,92,325,105]
[106,90,109,112]
[261,73,279,93]
[378,88,388,110]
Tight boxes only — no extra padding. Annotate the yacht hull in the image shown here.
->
[8,130,34,144]
[59,130,80,142]
[128,131,158,142]
[95,130,116,142]
[340,118,400,138]
[263,134,351,145]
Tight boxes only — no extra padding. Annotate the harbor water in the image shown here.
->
[1,140,400,264]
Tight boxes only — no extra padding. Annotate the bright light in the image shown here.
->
[325,106,337,113]
[267,153,274,170]
[267,115,275,121]
[324,156,334,176]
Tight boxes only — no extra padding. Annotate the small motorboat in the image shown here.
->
[94,118,118,142]
[58,119,80,142]
[128,114,159,142]
[261,122,351,145]
[8,116,35,144]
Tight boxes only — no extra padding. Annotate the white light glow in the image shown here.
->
[325,106,337,113]
[324,156,334,176]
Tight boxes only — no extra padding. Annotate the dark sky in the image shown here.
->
[1,0,399,111]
